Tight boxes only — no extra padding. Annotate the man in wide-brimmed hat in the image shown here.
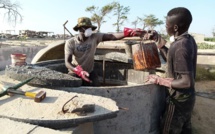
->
[65,17,144,86]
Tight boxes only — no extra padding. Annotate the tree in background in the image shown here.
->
[112,2,130,32]
[85,3,115,32]
[138,14,163,30]
[212,26,215,37]
[131,17,139,29]
[137,16,146,30]
[0,0,22,25]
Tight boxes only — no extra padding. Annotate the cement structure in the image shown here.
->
[0,75,119,129]
[32,60,165,134]
[5,65,82,87]
[1,38,215,134]
[3,60,165,134]
[0,118,66,134]
[2,38,166,134]
[62,83,165,134]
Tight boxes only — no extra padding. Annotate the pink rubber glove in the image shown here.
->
[145,74,173,88]
[124,27,145,37]
[73,65,91,83]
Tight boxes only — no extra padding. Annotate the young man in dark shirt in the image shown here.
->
[145,7,197,134]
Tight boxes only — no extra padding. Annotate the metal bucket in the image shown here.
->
[10,53,27,66]
[132,40,161,70]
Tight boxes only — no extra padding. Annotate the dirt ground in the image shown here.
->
[192,81,215,134]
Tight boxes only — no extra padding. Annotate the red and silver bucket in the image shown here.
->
[10,53,27,67]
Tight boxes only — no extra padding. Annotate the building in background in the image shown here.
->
[190,33,205,43]
[19,30,37,38]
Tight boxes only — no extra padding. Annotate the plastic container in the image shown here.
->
[10,53,27,67]
[132,40,161,70]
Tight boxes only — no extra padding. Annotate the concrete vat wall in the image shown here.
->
[59,83,166,134]
[34,60,166,134]
[0,46,45,70]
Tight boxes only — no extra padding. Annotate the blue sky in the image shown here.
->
[0,0,214,37]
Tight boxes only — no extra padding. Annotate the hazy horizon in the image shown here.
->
[0,0,214,37]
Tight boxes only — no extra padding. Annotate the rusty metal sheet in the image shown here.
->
[132,41,161,70]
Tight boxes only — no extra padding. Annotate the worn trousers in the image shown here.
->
[161,94,195,134]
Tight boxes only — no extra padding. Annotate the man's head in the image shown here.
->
[166,7,192,36]
[73,17,97,32]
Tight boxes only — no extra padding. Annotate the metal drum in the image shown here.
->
[132,40,161,70]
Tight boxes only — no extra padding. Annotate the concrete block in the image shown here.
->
[127,69,155,84]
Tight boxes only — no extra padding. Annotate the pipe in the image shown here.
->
[63,20,74,42]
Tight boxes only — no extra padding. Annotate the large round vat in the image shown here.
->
[61,83,165,134]
[33,59,166,134]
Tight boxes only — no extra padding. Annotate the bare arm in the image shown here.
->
[147,73,193,90]
[64,54,75,71]
[171,74,193,89]
[156,34,169,62]
[64,39,76,72]
[159,46,168,62]
[102,28,144,41]
[102,33,125,41]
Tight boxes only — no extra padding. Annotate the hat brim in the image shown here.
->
[73,25,97,31]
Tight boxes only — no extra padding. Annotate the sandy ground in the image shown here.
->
[192,81,215,134]
[0,39,61,48]
[1,40,215,133]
